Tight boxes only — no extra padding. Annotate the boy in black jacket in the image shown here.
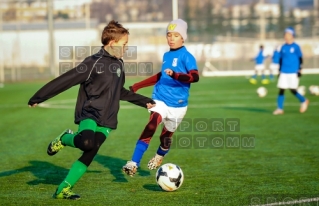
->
[28,20,155,200]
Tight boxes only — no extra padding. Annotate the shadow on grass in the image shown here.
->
[94,154,151,183]
[222,106,270,113]
[94,154,128,183]
[137,168,151,177]
[0,160,99,185]
[0,156,151,186]
[143,183,162,192]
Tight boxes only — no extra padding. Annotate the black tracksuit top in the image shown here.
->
[28,48,154,129]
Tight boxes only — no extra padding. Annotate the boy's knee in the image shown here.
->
[290,89,297,95]
[279,89,285,95]
[75,130,95,151]
[82,136,95,151]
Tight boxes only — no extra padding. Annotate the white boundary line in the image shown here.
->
[250,197,319,206]
[32,100,319,109]
[202,68,319,77]
[1,99,318,109]
[0,98,319,109]
[191,90,263,95]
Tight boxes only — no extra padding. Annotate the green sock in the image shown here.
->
[61,133,75,147]
[57,160,87,194]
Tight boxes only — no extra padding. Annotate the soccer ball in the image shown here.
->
[156,163,184,192]
[309,85,315,94]
[257,87,267,97]
[309,85,319,96]
[297,85,306,96]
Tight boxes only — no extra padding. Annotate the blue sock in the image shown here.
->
[277,95,285,109]
[157,146,169,156]
[252,74,257,79]
[261,74,265,79]
[295,92,306,103]
[132,140,149,166]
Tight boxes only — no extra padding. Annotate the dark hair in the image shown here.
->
[260,45,264,49]
[101,20,129,45]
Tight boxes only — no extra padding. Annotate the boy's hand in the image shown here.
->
[164,69,173,76]
[146,103,156,109]
[298,70,302,77]
[28,103,38,108]
[146,100,156,109]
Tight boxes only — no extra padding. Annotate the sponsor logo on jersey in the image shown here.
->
[172,58,178,67]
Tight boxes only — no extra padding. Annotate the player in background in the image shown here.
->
[269,45,281,81]
[28,20,156,199]
[273,27,309,115]
[249,45,269,85]
[122,19,199,176]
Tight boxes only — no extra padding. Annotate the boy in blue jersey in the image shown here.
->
[249,45,269,85]
[269,45,281,81]
[122,19,199,176]
[273,27,309,115]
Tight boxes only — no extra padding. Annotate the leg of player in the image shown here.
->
[290,89,309,113]
[47,119,96,156]
[269,69,274,81]
[52,119,111,200]
[269,63,278,81]
[52,129,95,200]
[148,126,174,170]
[47,129,74,156]
[273,88,285,115]
[249,69,258,85]
[122,112,162,176]
[261,68,270,85]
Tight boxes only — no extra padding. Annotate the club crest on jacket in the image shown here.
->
[117,68,121,77]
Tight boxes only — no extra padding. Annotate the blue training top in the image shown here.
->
[255,50,266,65]
[280,42,302,73]
[152,46,198,107]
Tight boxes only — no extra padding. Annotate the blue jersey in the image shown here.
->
[272,49,280,64]
[152,46,197,107]
[255,50,266,65]
[280,43,302,73]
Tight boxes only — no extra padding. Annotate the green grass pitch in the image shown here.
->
[0,75,318,206]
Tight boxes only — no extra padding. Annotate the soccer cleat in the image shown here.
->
[53,186,80,200]
[122,161,138,177]
[249,78,257,85]
[261,79,270,85]
[148,154,164,170]
[47,129,73,156]
[300,99,309,113]
[273,109,284,115]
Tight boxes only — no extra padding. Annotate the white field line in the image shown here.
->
[250,197,319,206]
[30,100,319,109]
[202,68,319,77]
[191,90,259,95]
[1,99,318,109]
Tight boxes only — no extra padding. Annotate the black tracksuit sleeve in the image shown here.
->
[120,73,155,108]
[28,57,94,105]
[120,87,155,108]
